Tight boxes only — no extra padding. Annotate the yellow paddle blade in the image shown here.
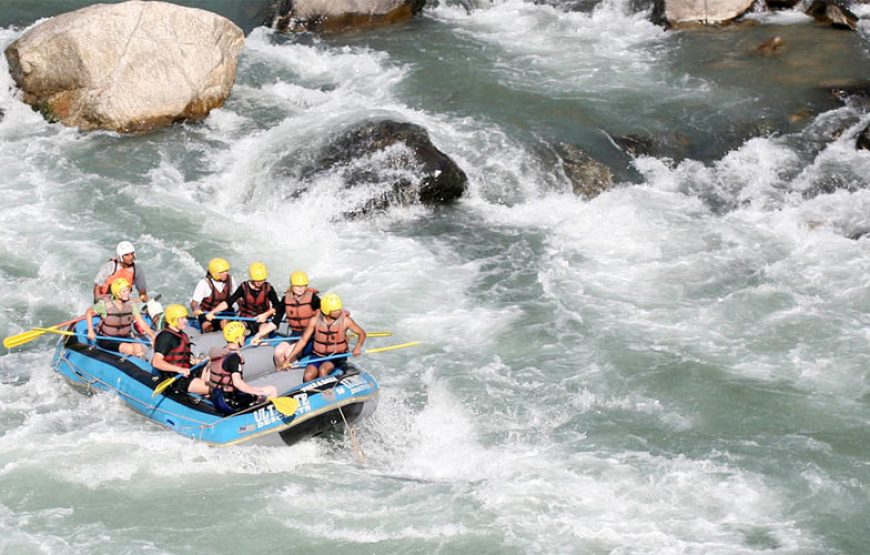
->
[3,326,63,349]
[269,396,299,416]
[365,341,421,355]
[151,376,178,398]
[4,330,46,349]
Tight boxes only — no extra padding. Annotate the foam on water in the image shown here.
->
[2,5,870,552]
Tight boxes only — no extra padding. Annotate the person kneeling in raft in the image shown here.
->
[86,277,156,358]
[278,293,366,382]
[151,304,211,396]
[209,322,278,412]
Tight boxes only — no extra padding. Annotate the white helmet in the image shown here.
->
[116,241,135,257]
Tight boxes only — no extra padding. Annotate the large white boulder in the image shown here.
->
[655,0,756,27]
[4,1,245,132]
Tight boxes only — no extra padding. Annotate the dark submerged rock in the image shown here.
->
[805,0,858,30]
[553,142,614,200]
[304,120,467,215]
[765,0,800,9]
[857,123,870,151]
[267,0,425,33]
[755,36,784,55]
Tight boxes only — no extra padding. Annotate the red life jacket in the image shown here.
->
[208,346,243,393]
[199,274,232,312]
[159,328,192,369]
[283,288,319,333]
[238,281,273,318]
[97,299,135,337]
[96,258,136,297]
[313,311,348,357]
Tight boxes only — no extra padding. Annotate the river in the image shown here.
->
[1,1,869,553]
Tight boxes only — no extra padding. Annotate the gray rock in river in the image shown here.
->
[805,0,858,30]
[857,123,870,151]
[268,0,425,33]
[301,120,467,216]
[652,0,755,27]
[3,1,244,132]
[553,142,615,200]
[765,0,801,9]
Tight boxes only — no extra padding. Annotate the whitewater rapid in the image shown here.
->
[2,1,870,553]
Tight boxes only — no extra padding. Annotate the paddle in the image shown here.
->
[256,330,393,344]
[289,341,421,368]
[3,316,86,350]
[212,315,259,322]
[152,358,209,397]
[211,388,300,417]
[33,328,152,345]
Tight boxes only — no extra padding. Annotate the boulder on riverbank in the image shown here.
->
[3,1,244,132]
[268,0,425,33]
[652,0,755,27]
[300,120,467,216]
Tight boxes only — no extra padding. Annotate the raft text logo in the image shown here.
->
[253,405,282,428]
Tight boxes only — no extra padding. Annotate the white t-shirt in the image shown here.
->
[191,276,237,305]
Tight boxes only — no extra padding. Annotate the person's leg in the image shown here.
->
[318,361,335,378]
[188,377,211,395]
[118,342,139,356]
[303,363,319,382]
[273,341,294,367]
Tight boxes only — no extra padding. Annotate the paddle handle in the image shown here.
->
[213,315,259,322]
[91,334,151,345]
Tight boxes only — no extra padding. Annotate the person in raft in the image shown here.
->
[281,293,366,382]
[93,240,148,303]
[208,321,278,412]
[86,277,156,358]
[190,257,237,333]
[250,270,321,368]
[204,262,280,336]
[151,304,211,396]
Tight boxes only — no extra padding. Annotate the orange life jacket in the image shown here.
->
[96,258,136,297]
[313,311,348,357]
[238,281,273,318]
[283,288,319,333]
[199,274,232,312]
[97,299,134,337]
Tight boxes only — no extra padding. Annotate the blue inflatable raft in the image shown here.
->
[50,319,379,446]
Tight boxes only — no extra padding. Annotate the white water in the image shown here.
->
[2,3,870,553]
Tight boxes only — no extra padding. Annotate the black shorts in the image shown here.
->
[96,338,122,353]
[157,371,192,393]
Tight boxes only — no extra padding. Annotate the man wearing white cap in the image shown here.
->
[93,241,149,302]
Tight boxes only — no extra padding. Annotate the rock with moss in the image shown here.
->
[4,1,244,132]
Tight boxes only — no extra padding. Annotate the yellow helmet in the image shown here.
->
[290,271,309,287]
[110,277,131,299]
[208,257,230,279]
[223,321,247,344]
[320,292,343,315]
[164,304,188,328]
[248,262,268,282]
